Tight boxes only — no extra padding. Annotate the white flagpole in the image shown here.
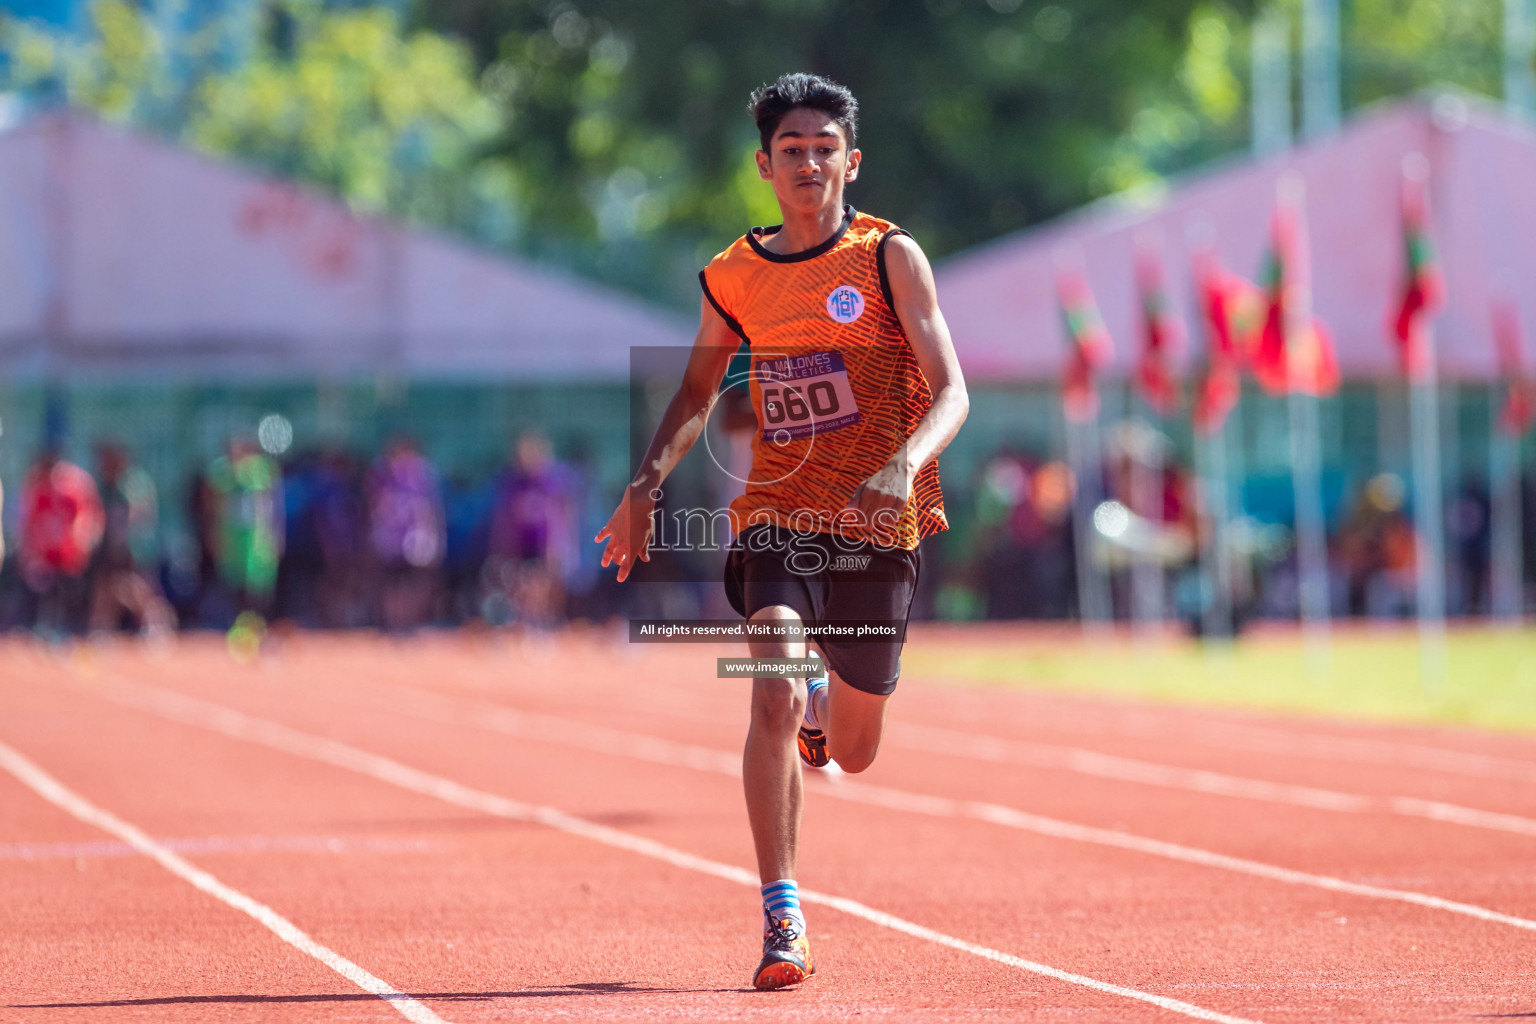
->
[1402,153,1448,685]
[1507,0,1536,123]
[1301,0,1342,140]
[1489,392,1524,622]
[1187,223,1232,642]
[1226,379,1250,613]
[1197,418,1234,641]
[1409,338,1448,682]
[1278,176,1332,668]
[1067,411,1113,633]
[1289,386,1331,664]
[1130,415,1165,638]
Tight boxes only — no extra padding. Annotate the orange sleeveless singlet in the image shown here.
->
[700,206,947,551]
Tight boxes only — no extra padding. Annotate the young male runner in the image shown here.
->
[595,72,968,990]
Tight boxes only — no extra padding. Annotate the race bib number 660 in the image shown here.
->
[755,351,863,442]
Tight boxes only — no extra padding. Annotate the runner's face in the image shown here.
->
[756,107,860,217]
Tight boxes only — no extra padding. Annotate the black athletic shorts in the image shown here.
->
[723,523,921,696]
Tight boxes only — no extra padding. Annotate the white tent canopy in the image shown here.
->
[936,95,1536,382]
[0,111,690,381]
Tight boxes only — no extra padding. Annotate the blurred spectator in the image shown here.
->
[183,465,221,626]
[19,449,104,636]
[88,443,175,637]
[206,438,284,621]
[969,451,1078,619]
[487,432,576,627]
[274,450,325,627]
[1447,476,1491,615]
[314,449,369,628]
[442,472,495,624]
[368,438,445,631]
[1337,473,1416,618]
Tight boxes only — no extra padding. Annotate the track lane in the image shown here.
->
[45,644,1536,1022]
[216,658,1536,915]
[198,637,1536,916]
[2,656,1268,1023]
[0,739,450,1024]
[240,631,1536,813]
[328,633,1536,816]
[0,757,398,1024]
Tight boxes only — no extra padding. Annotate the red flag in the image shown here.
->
[1057,269,1113,423]
[1191,252,1247,435]
[1493,297,1536,438]
[1202,266,1265,365]
[1388,165,1444,380]
[1134,248,1182,415]
[1251,202,1340,396]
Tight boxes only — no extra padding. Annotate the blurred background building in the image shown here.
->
[0,0,1531,633]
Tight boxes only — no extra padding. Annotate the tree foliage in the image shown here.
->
[421,0,1227,290]
[0,0,1522,308]
[0,1,503,227]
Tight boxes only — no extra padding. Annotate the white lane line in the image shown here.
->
[895,726,1536,838]
[971,699,1536,786]
[0,740,449,1024]
[1160,722,1536,786]
[72,677,1262,1024]
[258,677,1536,934]
[0,834,435,861]
[309,676,1536,840]
[851,786,1536,932]
[333,668,1536,839]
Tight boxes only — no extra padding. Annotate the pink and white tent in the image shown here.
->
[937,94,1536,382]
[0,111,689,381]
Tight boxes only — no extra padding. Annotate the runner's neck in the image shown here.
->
[766,204,847,255]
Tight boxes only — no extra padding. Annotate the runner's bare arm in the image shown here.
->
[595,296,739,581]
[847,233,969,527]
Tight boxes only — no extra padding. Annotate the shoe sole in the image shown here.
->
[753,959,812,990]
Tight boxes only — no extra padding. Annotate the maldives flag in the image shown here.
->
[1493,297,1536,438]
[1388,168,1444,380]
[1057,269,1114,422]
[1135,249,1182,415]
[1251,203,1340,396]
[1190,252,1253,435]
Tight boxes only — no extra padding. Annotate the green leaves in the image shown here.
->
[0,0,1511,309]
[2,1,500,226]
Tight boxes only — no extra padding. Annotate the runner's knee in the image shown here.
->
[750,677,806,735]
[747,604,805,653]
[828,733,879,773]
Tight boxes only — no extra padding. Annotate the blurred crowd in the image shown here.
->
[3,425,1532,640]
[954,440,1536,632]
[0,431,597,639]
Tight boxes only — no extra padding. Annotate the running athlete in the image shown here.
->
[595,72,968,990]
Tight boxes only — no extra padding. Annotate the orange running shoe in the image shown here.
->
[797,655,830,768]
[797,725,829,768]
[753,915,815,990]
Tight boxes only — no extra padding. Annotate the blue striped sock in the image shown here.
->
[803,673,828,733]
[761,878,806,936]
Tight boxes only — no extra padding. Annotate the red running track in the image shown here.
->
[3,632,1536,1023]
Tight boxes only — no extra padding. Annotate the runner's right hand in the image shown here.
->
[594,485,657,583]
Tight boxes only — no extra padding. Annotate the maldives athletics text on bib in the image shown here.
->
[754,350,862,442]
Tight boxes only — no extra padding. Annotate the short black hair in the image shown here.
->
[749,73,858,153]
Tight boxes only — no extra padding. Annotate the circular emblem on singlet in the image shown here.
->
[826,286,865,324]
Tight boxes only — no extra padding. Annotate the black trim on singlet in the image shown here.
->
[746,205,856,263]
[875,227,913,315]
[698,269,748,341]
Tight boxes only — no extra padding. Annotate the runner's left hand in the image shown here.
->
[846,458,911,544]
